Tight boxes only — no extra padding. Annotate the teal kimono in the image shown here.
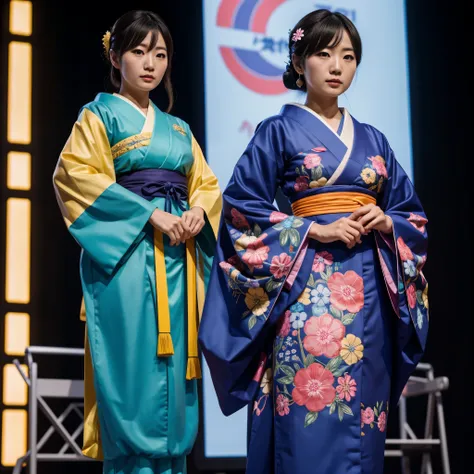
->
[53,92,222,474]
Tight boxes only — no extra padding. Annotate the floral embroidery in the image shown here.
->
[297,288,311,306]
[360,155,387,192]
[360,168,376,184]
[422,284,429,309]
[292,363,336,413]
[327,270,364,313]
[294,149,329,190]
[368,155,388,177]
[260,368,272,394]
[340,334,364,365]
[269,211,288,224]
[361,401,388,435]
[311,284,331,315]
[276,393,290,416]
[253,366,273,417]
[397,237,413,261]
[396,236,429,325]
[253,353,267,382]
[242,240,270,270]
[336,374,357,402]
[312,251,334,272]
[406,283,417,308]
[270,253,292,278]
[222,210,309,330]
[272,216,306,248]
[303,313,345,358]
[245,288,270,316]
[231,208,249,230]
[273,255,364,427]
[407,213,428,233]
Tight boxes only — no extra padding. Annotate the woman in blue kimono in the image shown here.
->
[53,10,222,474]
[199,9,428,474]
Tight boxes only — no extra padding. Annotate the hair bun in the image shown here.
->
[282,68,299,90]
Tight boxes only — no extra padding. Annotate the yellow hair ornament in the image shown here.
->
[102,30,111,55]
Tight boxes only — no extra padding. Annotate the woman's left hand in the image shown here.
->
[182,207,206,237]
[350,204,393,234]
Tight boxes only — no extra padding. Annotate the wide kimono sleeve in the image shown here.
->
[53,104,157,276]
[187,134,222,316]
[198,117,314,416]
[375,135,429,406]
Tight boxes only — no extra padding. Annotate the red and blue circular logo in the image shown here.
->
[217,0,288,95]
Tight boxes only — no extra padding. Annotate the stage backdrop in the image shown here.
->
[202,0,413,459]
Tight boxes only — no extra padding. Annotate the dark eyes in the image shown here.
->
[132,49,167,59]
[317,51,355,61]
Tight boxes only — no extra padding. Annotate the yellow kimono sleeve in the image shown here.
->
[53,107,156,275]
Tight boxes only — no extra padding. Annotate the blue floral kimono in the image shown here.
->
[53,92,221,474]
[198,103,428,474]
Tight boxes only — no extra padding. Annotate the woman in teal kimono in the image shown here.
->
[199,10,428,474]
[53,10,221,474]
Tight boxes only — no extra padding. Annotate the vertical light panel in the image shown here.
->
[1,410,27,466]
[7,152,31,190]
[3,365,27,406]
[9,1,32,36]
[7,41,32,144]
[3,1,34,466]
[4,313,30,356]
[5,198,31,304]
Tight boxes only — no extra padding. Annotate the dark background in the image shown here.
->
[0,0,471,472]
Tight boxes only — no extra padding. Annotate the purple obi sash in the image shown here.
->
[117,168,188,213]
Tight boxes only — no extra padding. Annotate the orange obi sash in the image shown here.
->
[291,191,376,217]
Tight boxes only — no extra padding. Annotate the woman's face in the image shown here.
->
[294,29,357,99]
[112,30,168,93]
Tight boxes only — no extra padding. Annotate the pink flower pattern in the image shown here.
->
[378,411,387,432]
[368,155,388,177]
[303,154,322,169]
[231,208,249,229]
[276,394,290,416]
[270,253,292,279]
[270,211,288,224]
[406,283,417,309]
[242,240,270,270]
[327,271,364,313]
[312,251,334,273]
[292,28,304,42]
[336,374,357,402]
[408,213,428,233]
[303,314,346,358]
[361,407,375,426]
[292,363,336,412]
[294,176,309,192]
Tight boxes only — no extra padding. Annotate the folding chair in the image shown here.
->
[385,362,450,474]
[11,346,95,474]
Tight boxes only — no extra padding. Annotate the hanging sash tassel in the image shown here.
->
[154,230,174,356]
[186,238,201,380]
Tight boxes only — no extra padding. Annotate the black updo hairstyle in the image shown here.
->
[283,9,362,92]
[105,10,174,112]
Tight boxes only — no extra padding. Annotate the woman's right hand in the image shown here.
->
[308,217,366,249]
[148,209,191,246]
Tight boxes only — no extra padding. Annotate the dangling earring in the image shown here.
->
[296,74,304,88]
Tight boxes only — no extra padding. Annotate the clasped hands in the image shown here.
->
[148,206,205,246]
[308,204,393,249]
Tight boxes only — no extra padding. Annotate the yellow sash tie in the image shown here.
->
[153,229,201,380]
